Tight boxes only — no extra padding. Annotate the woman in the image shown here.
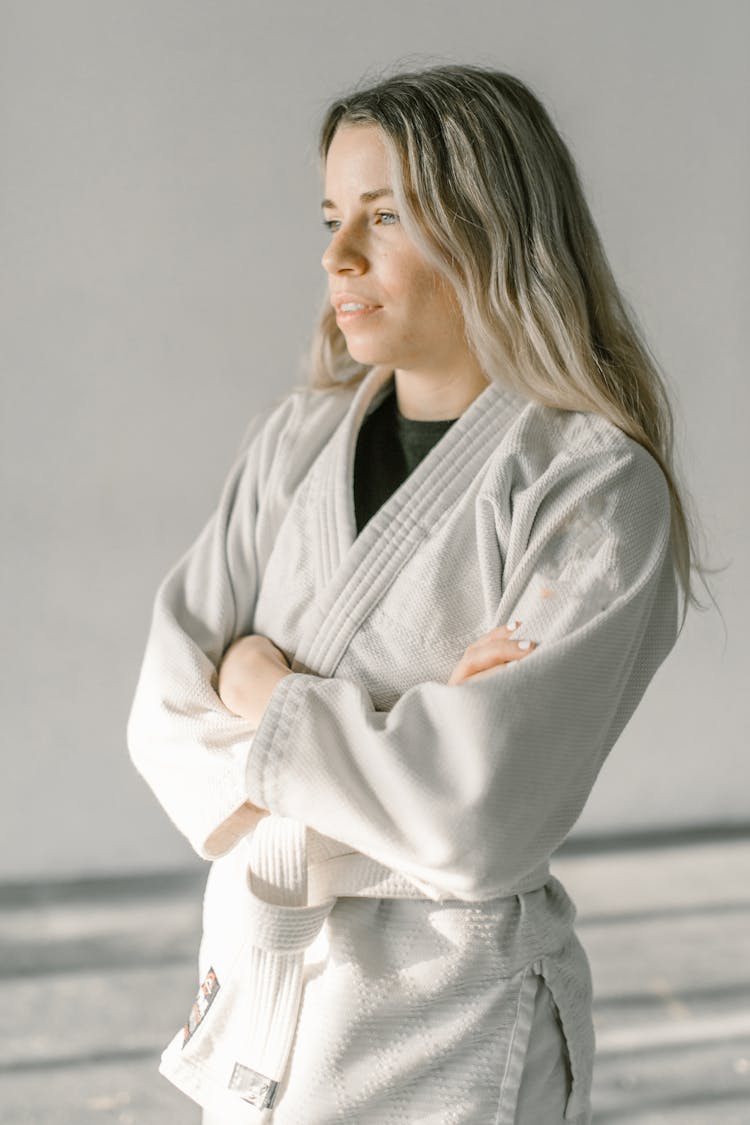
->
[128,65,702,1123]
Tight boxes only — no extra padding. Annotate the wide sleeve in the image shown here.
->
[127,408,277,860]
[245,439,680,902]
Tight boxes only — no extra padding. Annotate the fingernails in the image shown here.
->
[517,639,532,650]
[505,620,520,632]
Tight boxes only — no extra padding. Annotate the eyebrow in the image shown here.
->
[320,187,394,209]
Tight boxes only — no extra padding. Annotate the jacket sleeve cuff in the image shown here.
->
[245,672,316,813]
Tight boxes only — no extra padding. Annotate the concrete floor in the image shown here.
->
[2,833,749,1124]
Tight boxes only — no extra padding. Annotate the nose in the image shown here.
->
[321,226,368,276]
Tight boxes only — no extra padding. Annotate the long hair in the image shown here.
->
[308,63,714,628]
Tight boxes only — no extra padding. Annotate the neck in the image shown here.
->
[392,362,490,421]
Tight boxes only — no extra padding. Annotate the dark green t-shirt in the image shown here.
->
[353,383,459,534]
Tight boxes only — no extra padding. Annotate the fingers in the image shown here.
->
[469,620,533,653]
[475,620,523,644]
[460,634,535,672]
[447,621,537,686]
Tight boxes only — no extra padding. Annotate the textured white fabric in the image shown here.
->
[200,970,575,1125]
[128,363,679,1122]
[514,975,575,1124]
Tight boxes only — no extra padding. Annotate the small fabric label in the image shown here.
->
[229,1062,279,1109]
[182,966,220,1047]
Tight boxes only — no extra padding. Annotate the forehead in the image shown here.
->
[323,124,392,195]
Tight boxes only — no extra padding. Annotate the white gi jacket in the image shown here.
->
[127,363,679,1124]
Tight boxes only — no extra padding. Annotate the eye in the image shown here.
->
[321,210,398,235]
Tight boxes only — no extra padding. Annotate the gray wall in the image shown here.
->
[2,0,747,881]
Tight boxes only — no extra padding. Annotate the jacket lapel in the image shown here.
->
[292,364,528,677]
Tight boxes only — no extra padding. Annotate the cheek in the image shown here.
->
[399,262,449,310]
[422,274,464,332]
[383,245,462,327]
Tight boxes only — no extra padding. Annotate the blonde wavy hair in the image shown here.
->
[308,63,713,628]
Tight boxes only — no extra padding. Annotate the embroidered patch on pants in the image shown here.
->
[182,967,220,1046]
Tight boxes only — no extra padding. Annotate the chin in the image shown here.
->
[344,343,393,368]
[341,336,402,371]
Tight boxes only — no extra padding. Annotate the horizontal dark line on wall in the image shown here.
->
[0,866,206,908]
[1,822,748,907]
[0,944,196,980]
[0,1045,158,1075]
[555,821,750,856]
[576,896,750,928]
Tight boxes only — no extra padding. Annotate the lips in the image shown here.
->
[331,293,382,313]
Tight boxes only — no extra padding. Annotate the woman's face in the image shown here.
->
[321,124,471,379]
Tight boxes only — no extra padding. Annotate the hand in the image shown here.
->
[447,621,536,686]
[217,633,293,728]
